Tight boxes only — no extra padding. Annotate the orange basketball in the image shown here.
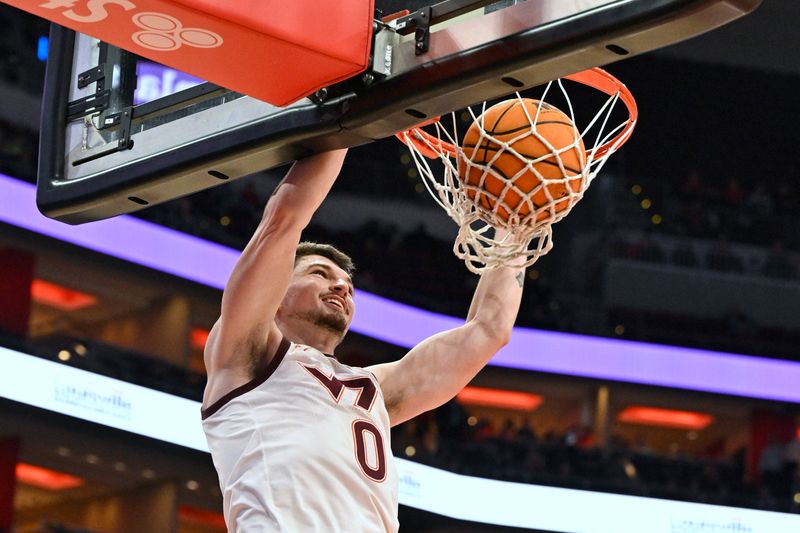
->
[458,98,586,223]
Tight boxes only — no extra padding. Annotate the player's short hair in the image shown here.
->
[294,242,355,277]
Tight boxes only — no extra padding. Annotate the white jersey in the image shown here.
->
[201,338,399,532]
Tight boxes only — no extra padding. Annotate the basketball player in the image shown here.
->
[201,149,526,532]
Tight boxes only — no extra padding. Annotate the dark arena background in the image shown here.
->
[1,1,800,532]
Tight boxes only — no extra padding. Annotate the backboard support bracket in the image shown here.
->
[72,108,134,167]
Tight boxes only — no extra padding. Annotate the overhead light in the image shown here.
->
[186,480,200,491]
[191,328,210,350]
[16,463,83,490]
[456,386,543,411]
[623,460,637,479]
[55,447,71,457]
[617,406,713,430]
[31,279,97,311]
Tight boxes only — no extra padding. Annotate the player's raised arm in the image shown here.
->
[369,257,525,426]
[204,150,347,376]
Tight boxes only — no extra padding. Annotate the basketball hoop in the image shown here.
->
[397,67,637,274]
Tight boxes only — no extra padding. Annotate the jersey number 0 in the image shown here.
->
[302,365,388,482]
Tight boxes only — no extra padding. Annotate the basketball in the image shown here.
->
[458,98,586,223]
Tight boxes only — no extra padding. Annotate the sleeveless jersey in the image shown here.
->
[201,338,399,532]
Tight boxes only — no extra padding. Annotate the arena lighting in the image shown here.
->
[31,278,98,311]
[178,506,226,529]
[2,346,800,532]
[190,327,210,350]
[617,406,713,430]
[15,462,84,490]
[456,386,543,411]
[4,174,800,403]
[36,36,48,61]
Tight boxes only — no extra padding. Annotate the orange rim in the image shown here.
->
[395,67,637,160]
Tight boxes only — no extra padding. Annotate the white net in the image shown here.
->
[398,68,636,274]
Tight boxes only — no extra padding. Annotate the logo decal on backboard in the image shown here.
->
[39,0,223,51]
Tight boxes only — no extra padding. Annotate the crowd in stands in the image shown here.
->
[608,307,800,362]
[392,403,800,514]
[611,169,799,279]
[608,227,799,280]
[670,171,800,251]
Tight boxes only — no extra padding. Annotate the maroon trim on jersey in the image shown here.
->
[200,337,291,420]
[301,365,378,411]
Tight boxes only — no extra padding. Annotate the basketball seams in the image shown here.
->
[478,100,517,165]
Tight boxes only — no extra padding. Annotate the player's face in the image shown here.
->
[281,255,355,336]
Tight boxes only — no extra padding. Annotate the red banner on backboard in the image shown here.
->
[5,0,374,106]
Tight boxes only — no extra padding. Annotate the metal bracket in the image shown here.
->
[72,107,134,166]
[77,65,104,89]
[67,90,110,121]
[395,6,432,55]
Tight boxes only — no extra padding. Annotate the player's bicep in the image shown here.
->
[371,321,501,426]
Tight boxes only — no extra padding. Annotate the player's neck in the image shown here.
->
[277,320,340,355]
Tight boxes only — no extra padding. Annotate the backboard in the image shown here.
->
[36,0,761,224]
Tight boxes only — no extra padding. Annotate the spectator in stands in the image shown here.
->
[517,419,537,444]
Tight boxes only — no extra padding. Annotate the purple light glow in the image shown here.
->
[2,174,799,403]
[134,62,203,105]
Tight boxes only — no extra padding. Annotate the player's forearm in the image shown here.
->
[465,265,524,344]
[262,149,347,229]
